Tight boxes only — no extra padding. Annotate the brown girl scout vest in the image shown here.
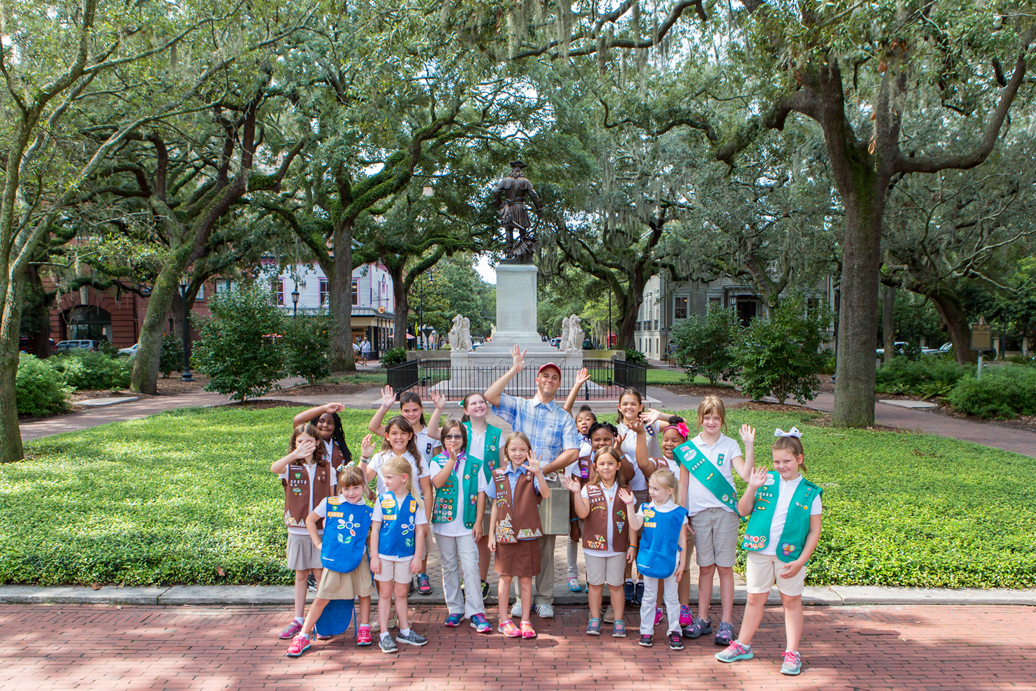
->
[493,467,542,543]
[283,462,333,530]
[581,483,631,552]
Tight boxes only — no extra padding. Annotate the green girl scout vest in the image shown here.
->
[742,472,822,563]
[672,439,742,520]
[431,451,483,529]
[464,421,502,472]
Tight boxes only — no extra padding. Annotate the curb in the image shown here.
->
[2,584,1033,607]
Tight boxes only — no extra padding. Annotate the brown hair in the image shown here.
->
[590,447,629,488]
[460,392,486,423]
[398,391,427,426]
[771,435,807,473]
[380,455,420,504]
[696,395,728,432]
[501,431,533,467]
[290,423,327,467]
[338,464,373,502]
[615,388,644,424]
[380,416,422,472]
[648,467,679,499]
[440,418,468,454]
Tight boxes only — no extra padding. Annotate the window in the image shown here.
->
[806,297,822,316]
[351,280,358,306]
[654,319,659,331]
[635,321,641,331]
[196,284,205,300]
[272,279,284,305]
[708,297,722,309]
[674,296,688,320]
[320,279,329,306]
[215,279,232,294]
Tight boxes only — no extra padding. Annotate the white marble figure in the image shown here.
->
[489,324,496,342]
[560,316,571,352]
[459,316,472,351]
[448,314,462,351]
[566,314,584,352]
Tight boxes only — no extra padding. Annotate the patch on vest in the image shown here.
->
[586,534,606,550]
[780,542,795,556]
[743,534,767,550]
[496,515,516,543]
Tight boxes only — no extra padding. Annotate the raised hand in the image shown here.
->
[378,384,396,408]
[617,487,636,506]
[294,437,317,460]
[739,424,756,448]
[628,417,646,436]
[325,403,345,414]
[524,452,542,476]
[510,344,527,372]
[430,389,447,411]
[640,408,663,425]
[561,474,581,493]
[747,465,769,490]
[613,432,627,450]
[360,433,377,459]
[575,367,591,387]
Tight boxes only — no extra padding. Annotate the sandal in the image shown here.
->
[586,617,601,636]
[498,620,521,638]
[520,620,537,639]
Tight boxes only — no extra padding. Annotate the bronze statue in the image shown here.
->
[492,160,542,262]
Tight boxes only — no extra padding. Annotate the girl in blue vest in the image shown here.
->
[370,455,429,654]
[286,465,376,657]
[716,430,822,676]
[459,392,503,602]
[429,419,492,633]
[629,468,689,651]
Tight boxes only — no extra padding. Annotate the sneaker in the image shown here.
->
[379,635,398,654]
[481,580,490,599]
[417,573,432,595]
[602,605,615,623]
[715,620,735,646]
[654,607,664,627]
[535,603,554,619]
[285,634,310,657]
[279,620,303,639]
[623,580,635,606]
[639,634,653,647]
[781,650,802,675]
[679,605,693,627]
[683,617,712,639]
[511,600,523,618]
[568,577,583,592]
[396,629,428,647]
[715,640,753,663]
[470,613,491,633]
[307,573,318,592]
[612,620,626,638]
[668,632,684,650]
[499,619,521,638]
[634,580,645,606]
[444,612,463,627]
[356,626,372,646]
[520,620,536,639]
[586,617,601,636]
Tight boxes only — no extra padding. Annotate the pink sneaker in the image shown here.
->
[285,634,310,657]
[679,605,693,627]
[499,619,521,638]
[279,620,303,639]
[356,625,372,646]
[520,620,537,639]
[654,607,664,626]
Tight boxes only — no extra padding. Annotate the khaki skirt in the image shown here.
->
[315,553,376,600]
[495,538,541,578]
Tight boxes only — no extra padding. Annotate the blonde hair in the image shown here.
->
[649,468,679,500]
[772,436,807,473]
[696,395,728,432]
[381,455,420,503]
[501,431,533,467]
[338,464,373,503]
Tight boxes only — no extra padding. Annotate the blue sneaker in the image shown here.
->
[444,612,462,627]
[623,580,636,606]
[781,651,802,675]
[634,580,645,606]
[715,640,753,663]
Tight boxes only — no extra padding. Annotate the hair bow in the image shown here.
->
[664,421,690,439]
[773,427,802,438]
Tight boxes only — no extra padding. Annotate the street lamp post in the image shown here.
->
[291,280,300,318]
[178,276,194,382]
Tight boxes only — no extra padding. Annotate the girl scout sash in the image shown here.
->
[742,472,822,562]
[464,421,502,471]
[672,439,741,518]
[431,451,483,528]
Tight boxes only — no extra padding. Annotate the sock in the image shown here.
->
[294,616,304,624]
[625,579,634,585]
[399,628,411,636]
[298,631,309,639]
[380,632,391,641]
[359,624,370,630]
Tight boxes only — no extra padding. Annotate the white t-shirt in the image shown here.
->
[617,420,664,491]
[372,492,428,561]
[683,433,744,516]
[758,474,823,557]
[566,437,593,479]
[279,462,337,535]
[368,450,429,495]
[313,496,367,519]
[635,498,689,524]
[580,483,623,557]
[428,456,489,537]
[413,429,439,466]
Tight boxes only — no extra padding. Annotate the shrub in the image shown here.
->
[875,356,968,398]
[672,307,740,384]
[49,350,133,391]
[624,348,647,365]
[946,366,1036,419]
[160,333,183,378]
[15,354,71,416]
[380,347,407,367]
[193,285,285,401]
[733,294,830,404]
[283,314,332,384]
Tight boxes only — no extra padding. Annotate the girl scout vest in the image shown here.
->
[742,472,822,562]
[377,492,419,559]
[431,451,482,528]
[636,503,689,579]
[464,421,502,472]
[283,462,333,530]
[493,467,542,544]
[320,498,373,573]
[581,484,630,552]
[673,438,743,519]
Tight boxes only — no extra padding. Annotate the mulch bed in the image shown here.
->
[278,383,378,396]
[656,383,742,398]
[221,399,307,410]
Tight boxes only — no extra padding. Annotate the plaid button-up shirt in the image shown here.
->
[492,392,580,464]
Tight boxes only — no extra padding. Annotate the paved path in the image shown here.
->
[1,603,1033,690]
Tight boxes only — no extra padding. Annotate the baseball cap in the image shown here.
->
[537,362,561,376]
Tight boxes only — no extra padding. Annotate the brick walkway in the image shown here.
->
[1,603,1033,690]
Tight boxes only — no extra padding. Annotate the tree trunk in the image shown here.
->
[928,290,976,364]
[0,276,26,463]
[329,219,356,370]
[882,284,896,364]
[24,264,52,358]
[388,263,409,349]
[131,259,187,393]
[616,291,640,350]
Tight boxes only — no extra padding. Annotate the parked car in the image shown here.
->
[18,337,56,355]
[118,343,139,357]
[55,339,102,352]
[875,341,907,357]
[921,342,953,356]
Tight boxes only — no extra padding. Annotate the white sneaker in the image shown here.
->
[536,604,554,618]
[511,600,522,618]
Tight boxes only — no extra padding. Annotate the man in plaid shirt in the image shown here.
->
[485,345,580,618]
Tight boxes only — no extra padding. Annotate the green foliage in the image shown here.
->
[733,295,830,404]
[282,314,332,385]
[48,351,132,391]
[624,348,647,365]
[380,347,407,367]
[193,286,285,401]
[15,354,71,417]
[875,357,968,398]
[160,333,183,378]
[645,368,734,386]
[672,307,741,385]
[946,366,1036,419]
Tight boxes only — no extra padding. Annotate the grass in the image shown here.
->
[646,368,734,386]
[1,406,1032,588]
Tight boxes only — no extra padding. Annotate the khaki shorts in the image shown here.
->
[373,557,413,584]
[315,553,376,599]
[585,552,626,587]
[745,552,806,596]
[690,508,739,568]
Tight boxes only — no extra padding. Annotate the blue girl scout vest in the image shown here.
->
[321,498,373,573]
[636,504,689,579]
[431,452,483,529]
[742,472,822,563]
[377,492,419,559]
[464,421,502,472]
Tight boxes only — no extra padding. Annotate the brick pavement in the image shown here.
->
[1,604,1033,690]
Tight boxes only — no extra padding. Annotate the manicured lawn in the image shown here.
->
[316,371,387,386]
[645,368,734,386]
[1,406,1032,588]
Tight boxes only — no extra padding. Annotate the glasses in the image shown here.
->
[444,434,464,440]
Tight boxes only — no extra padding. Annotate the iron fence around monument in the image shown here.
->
[385,358,647,400]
